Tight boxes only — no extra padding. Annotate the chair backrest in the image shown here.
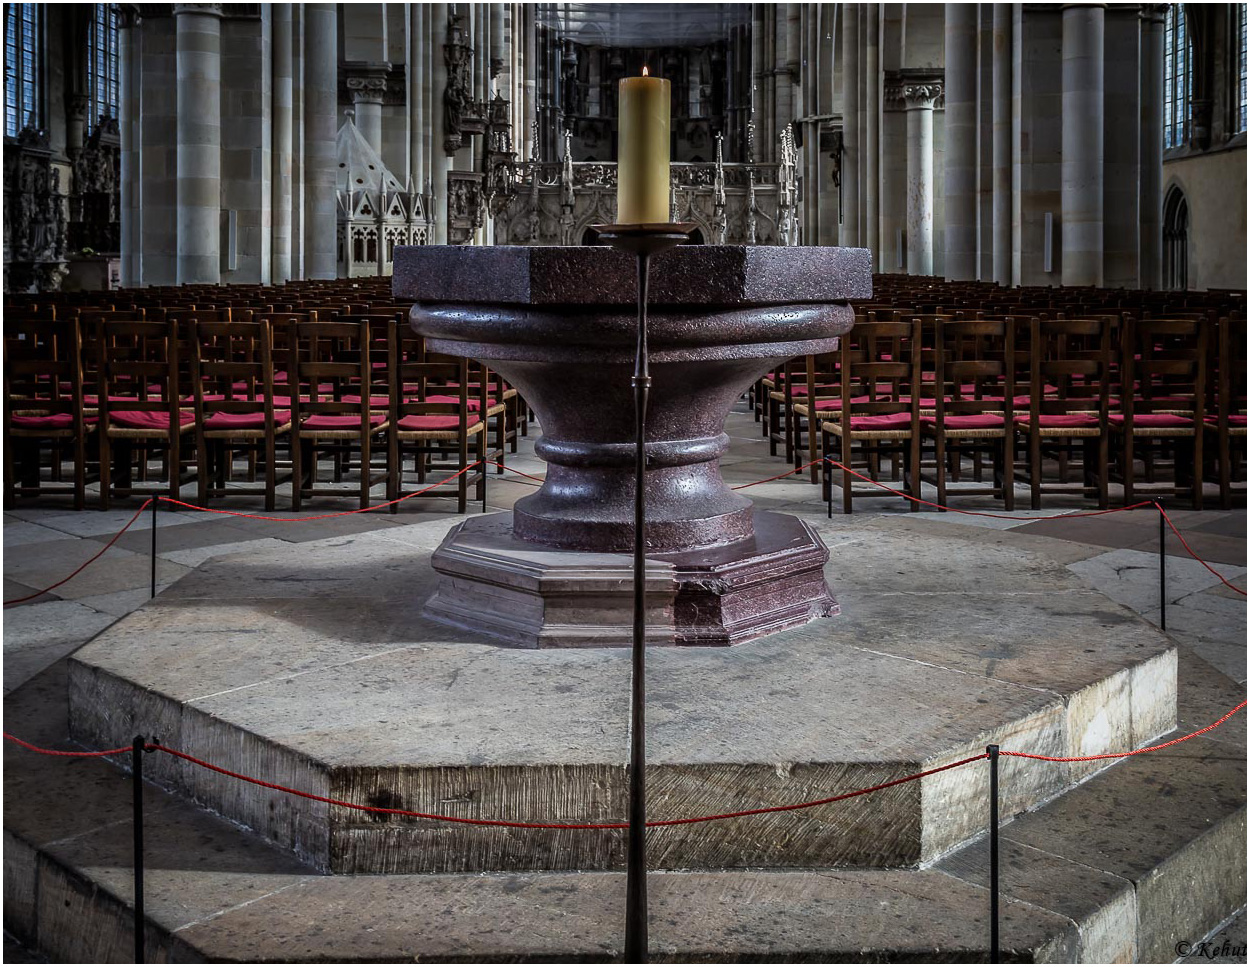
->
[387,319,484,426]
[188,319,279,420]
[839,318,921,418]
[95,318,183,425]
[287,319,374,426]
[932,318,1016,420]
[1027,317,1114,419]
[4,318,86,421]
[1120,316,1209,421]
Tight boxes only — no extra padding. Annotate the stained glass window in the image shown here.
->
[88,4,120,134]
[4,4,42,138]
[1164,5,1190,149]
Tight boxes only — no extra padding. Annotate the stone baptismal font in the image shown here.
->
[396,243,872,647]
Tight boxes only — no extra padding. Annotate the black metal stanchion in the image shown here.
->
[987,743,1000,961]
[1158,501,1167,631]
[593,222,693,965]
[149,497,158,600]
[132,735,146,964]
[825,457,833,519]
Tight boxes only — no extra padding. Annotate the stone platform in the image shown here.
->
[66,514,1177,877]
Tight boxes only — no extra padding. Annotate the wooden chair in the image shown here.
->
[1013,317,1113,509]
[1111,317,1208,508]
[387,319,487,513]
[4,318,96,509]
[95,319,196,508]
[819,318,922,514]
[920,318,1017,510]
[188,319,292,510]
[789,351,842,483]
[287,319,389,510]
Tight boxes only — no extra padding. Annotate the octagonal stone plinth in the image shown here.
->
[425,512,836,648]
[67,515,1176,876]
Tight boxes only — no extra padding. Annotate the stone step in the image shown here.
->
[63,515,1178,875]
[5,649,1243,963]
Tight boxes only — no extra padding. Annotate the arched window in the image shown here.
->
[87,4,120,134]
[4,4,43,137]
[1163,187,1189,291]
[1236,3,1247,133]
[1164,5,1191,148]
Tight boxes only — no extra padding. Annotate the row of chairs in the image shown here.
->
[757,314,1246,512]
[4,315,522,513]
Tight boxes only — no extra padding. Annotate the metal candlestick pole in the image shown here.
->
[592,222,694,964]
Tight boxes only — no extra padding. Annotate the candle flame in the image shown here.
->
[642,65,649,77]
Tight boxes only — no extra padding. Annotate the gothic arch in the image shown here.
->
[1163,184,1189,291]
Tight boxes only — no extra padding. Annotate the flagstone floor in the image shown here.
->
[4,404,1246,961]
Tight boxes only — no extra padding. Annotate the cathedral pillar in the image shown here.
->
[904,81,942,276]
[864,4,880,265]
[272,3,293,283]
[944,2,978,280]
[841,2,860,246]
[346,66,388,156]
[430,3,451,244]
[1139,4,1166,289]
[992,3,1012,285]
[1061,3,1104,287]
[119,8,140,288]
[409,4,426,194]
[175,3,223,285]
[304,2,337,279]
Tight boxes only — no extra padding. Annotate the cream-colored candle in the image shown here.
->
[617,69,671,224]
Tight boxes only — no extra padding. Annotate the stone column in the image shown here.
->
[905,81,942,276]
[119,9,140,288]
[491,3,505,90]
[272,3,293,283]
[1060,3,1104,287]
[944,3,978,280]
[304,2,337,279]
[841,2,860,246]
[408,4,425,193]
[347,67,388,155]
[290,3,304,278]
[430,3,451,244]
[864,4,880,265]
[992,3,1012,285]
[1139,4,1166,289]
[175,3,223,285]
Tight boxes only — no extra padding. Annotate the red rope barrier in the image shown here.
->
[3,498,153,607]
[824,458,1158,521]
[1001,701,1246,762]
[1155,503,1248,596]
[484,461,546,483]
[5,702,1242,827]
[730,459,825,490]
[2,732,134,757]
[156,461,482,521]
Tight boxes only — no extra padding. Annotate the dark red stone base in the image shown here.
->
[424,511,838,648]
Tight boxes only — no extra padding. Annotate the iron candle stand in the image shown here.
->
[591,222,695,964]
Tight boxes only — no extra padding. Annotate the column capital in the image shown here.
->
[1139,3,1169,25]
[903,82,944,110]
[172,4,223,19]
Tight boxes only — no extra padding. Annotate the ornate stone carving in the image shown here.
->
[447,169,486,244]
[4,124,69,292]
[69,116,121,255]
[884,70,945,111]
[443,13,474,154]
[828,129,844,189]
[346,74,388,106]
[903,82,944,109]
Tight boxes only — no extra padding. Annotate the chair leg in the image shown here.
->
[934,432,947,510]
[99,433,113,510]
[1097,432,1110,510]
[1001,435,1014,512]
[458,433,469,514]
[359,435,372,508]
[842,436,853,515]
[1030,431,1042,510]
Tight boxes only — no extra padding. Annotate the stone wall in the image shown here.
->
[1164,146,1249,291]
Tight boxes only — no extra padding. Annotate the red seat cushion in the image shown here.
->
[846,413,913,430]
[787,384,837,396]
[923,414,1005,429]
[109,410,196,429]
[1013,413,1102,428]
[10,413,97,430]
[82,394,139,407]
[425,393,496,410]
[396,414,463,431]
[1108,413,1193,428]
[341,394,390,407]
[203,410,291,430]
[300,413,386,430]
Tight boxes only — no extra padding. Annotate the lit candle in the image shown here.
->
[617,67,671,225]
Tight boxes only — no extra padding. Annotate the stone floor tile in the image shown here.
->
[1067,548,1246,614]
[3,538,191,600]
